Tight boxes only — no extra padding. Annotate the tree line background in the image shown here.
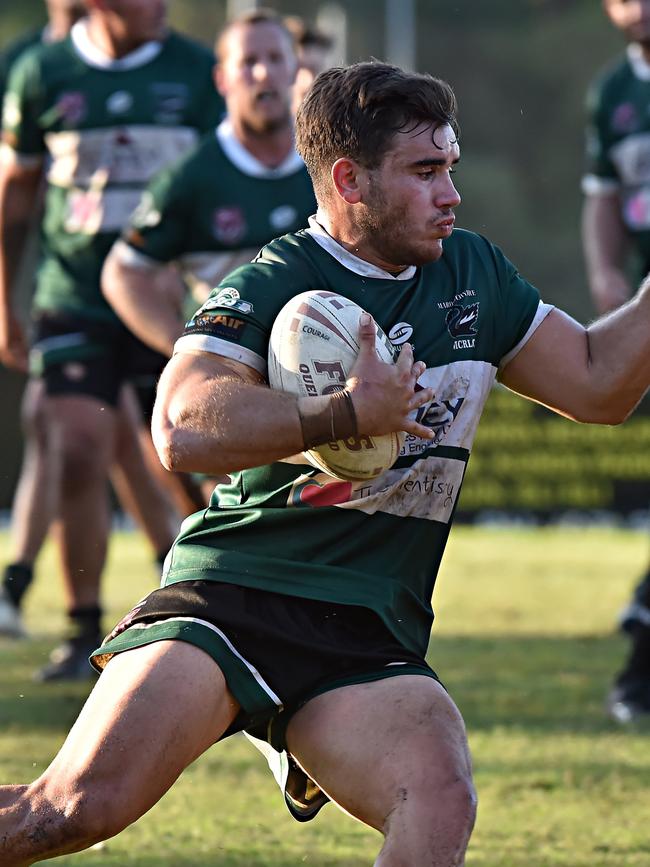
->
[0,1,631,510]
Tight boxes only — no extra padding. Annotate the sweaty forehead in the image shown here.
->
[388,122,460,163]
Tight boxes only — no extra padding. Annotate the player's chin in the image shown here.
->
[411,238,444,265]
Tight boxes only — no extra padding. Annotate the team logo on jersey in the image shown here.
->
[213,207,246,244]
[388,322,413,345]
[55,91,87,125]
[131,192,162,229]
[151,83,189,120]
[106,91,133,115]
[611,101,639,134]
[269,205,298,231]
[445,302,479,350]
[201,287,254,316]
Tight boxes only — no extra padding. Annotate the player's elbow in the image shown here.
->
[570,396,632,426]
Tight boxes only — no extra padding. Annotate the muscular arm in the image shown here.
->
[582,192,632,314]
[499,283,650,425]
[0,155,42,369]
[152,316,435,476]
[102,249,185,357]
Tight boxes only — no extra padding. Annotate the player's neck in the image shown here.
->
[86,16,160,59]
[230,117,295,169]
[47,11,79,41]
[319,213,408,275]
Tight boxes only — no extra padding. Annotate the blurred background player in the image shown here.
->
[0,0,223,678]
[283,15,334,114]
[582,0,650,722]
[0,0,186,647]
[102,8,316,500]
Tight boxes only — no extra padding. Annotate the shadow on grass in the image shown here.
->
[0,633,633,737]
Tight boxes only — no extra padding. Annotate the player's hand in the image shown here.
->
[346,313,434,439]
[0,309,28,372]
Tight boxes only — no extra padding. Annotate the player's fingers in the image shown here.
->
[409,387,434,410]
[356,312,377,360]
[403,418,434,439]
[396,342,414,370]
[412,360,427,379]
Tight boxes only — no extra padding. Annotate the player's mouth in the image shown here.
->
[255,90,279,104]
[434,216,455,236]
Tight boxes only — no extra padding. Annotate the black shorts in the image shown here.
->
[29,311,167,418]
[91,580,439,750]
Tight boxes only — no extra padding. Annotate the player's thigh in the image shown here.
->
[37,640,240,833]
[285,674,473,831]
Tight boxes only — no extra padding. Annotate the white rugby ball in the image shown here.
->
[268,290,405,481]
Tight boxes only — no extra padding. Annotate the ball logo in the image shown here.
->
[388,322,413,344]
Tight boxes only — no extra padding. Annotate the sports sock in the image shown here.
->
[2,562,34,609]
[67,605,103,643]
[617,623,650,685]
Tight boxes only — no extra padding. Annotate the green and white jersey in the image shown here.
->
[583,44,650,274]
[1,19,223,321]
[114,117,316,295]
[165,218,552,657]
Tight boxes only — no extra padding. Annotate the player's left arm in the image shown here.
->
[499,284,650,424]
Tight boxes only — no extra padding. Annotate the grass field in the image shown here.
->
[1,525,650,866]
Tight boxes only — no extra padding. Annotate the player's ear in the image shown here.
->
[331,158,364,205]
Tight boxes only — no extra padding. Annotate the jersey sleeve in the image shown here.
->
[1,46,46,159]
[481,237,550,368]
[121,161,192,265]
[173,255,300,378]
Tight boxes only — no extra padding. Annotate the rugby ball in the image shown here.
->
[268,290,405,481]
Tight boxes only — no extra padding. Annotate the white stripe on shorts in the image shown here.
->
[125,615,283,706]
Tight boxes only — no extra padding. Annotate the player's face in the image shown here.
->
[217,22,297,135]
[357,122,461,269]
[100,0,168,46]
[605,0,650,45]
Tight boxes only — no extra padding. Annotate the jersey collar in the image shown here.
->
[70,19,163,70]
[305,214,417,281]
[627,43,650,81]
[216,118,305,179]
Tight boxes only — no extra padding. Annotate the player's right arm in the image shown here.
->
[581,191,631,314]
[0,46,45,370]
[581,75,631,314]
[0,145,42,371]
[152,317,434,477]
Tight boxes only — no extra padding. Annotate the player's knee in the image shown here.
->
[393,770,477,842]
[60,430,109,488]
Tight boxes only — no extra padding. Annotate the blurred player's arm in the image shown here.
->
[102,242,260,355]
[582,190,632,314]
[102,242,186,357]
[499,287,650,425]
[0,152,42,370]
[152,321,434,476]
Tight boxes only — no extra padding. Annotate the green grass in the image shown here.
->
[2,526,650,865]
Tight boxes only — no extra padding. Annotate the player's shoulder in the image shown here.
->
[222,230,321,289]
[161,30,215,67]
[587,52,635,105]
